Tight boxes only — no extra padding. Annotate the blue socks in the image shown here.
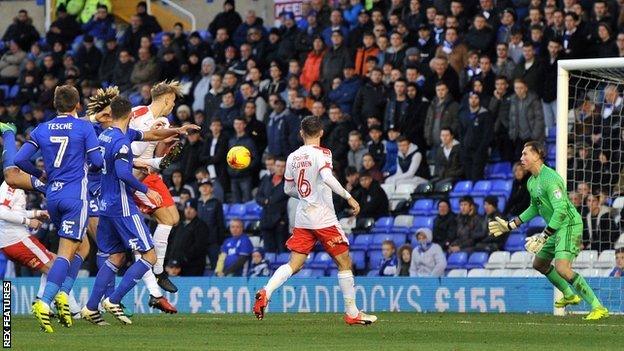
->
[96,252,115,298]
[60,254,83,294]
[86,260,118,311]
[2,129,15,169]
[41,256,70,305]
[108,258,152,304]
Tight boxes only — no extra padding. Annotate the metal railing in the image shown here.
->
[157,0,197,32]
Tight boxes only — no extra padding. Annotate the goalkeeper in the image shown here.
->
[488,141,608,320]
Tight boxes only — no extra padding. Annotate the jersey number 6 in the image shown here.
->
[297,169,311,198]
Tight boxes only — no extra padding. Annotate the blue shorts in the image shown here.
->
[87,181,100,217]
[96,214,154,254]
[47,198,88,241]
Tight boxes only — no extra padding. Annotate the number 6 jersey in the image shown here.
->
[284,145,339,229]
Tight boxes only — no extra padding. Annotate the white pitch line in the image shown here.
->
[455,320,620,328]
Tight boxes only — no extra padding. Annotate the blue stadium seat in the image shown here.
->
[243,201,263,220]
[351,234,373,251]
[350,251,366,270]
[409,199,434,215]
[264,252,276,264]
[222,203,230,216]
[411,216,429,230]
[465,252,489,269]
[152,32,165,47]
[198,30,212,42]
[309,268,326,277]
[470,180,492,196]
[473,197,484,215]
[449,181,473,197]
[450,198,460,213]
[391,215,414,233]
[309,252,333,269]
[490,180,513,197]
[428,201,440,215]
[367,270,379,276]
[487,162,512,179]
[527,216,546,230]
[504,234,526,252]
[497,196,507,212]
[226,203,246,220]
[446,252,468,269]
[370,233,405,250]
[270,252,291,269]
[367,250,384,270]
[327,268,339,277]
[547,144,556,160]
[8,85,19,98]
[0,85,9,97]
[129,91,142,106]
[371,216,394,233]
[297,268,325,278]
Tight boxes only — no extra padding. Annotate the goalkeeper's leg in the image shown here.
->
[555,259,606,315]
[532,256,578,305]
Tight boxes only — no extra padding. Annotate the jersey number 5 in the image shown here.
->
[50,136,69,167]
[297,169,311,197]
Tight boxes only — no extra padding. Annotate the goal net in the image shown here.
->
[557,58,624,315]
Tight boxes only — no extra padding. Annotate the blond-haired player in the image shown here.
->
[253,115,377,325]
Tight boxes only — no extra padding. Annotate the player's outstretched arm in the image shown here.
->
[14,142,43,179]
[141,124,201,141]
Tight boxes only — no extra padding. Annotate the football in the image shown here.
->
[226,146,252,170]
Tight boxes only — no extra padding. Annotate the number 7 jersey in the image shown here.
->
[285,145,339,229]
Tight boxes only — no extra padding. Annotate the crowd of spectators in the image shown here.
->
[2,0,624,278]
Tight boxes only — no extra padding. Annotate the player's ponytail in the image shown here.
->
[523,141,546,161]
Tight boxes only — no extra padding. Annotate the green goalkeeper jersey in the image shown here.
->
[518,164,582,230]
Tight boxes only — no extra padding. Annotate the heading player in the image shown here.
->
[15,85,103,332]
[128,81,183,292]
[81,96,162,325]
[488,141,608,320]
[253,115,377,325]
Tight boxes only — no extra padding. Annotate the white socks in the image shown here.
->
[37,273,47,299]
[153,224,172,275]
[337,270,359,318]
[134,253,163,298]
[265,264,293,300]
[68,292,80,314]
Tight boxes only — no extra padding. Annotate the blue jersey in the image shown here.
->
[221,234,253,275]
[378,256,398,276]
[28,115,100,201]
[98,127,146,217]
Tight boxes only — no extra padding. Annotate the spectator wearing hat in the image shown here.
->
[497,8,518,44]
[347,7,372,48]
[504,162,530,216]
[215,219,253,277]
[47,5,81,47]
[414,24,436,65]
[0,41,26,84]
[609,248,624,277]
[450,196,486,253]
[248,248,271,277]
[82,5,116,48]
[209,0,242,37]
[136,1,162,35]
[75,35,102,81]
[2,9,40,51]
[159,48,180,81]
[168,199,211,276]
[196,178,226,268]
[409,228,447,277]
[256,156,289,253]
[352,170,389,219]
[328,63,361,116]
[459,92,493,181]
[320,29,352,91]
[475,196,508,253]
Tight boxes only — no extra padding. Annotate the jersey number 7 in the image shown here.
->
[50,136,69,168]
[298,169,311,197]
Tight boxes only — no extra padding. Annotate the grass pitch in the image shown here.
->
[10,312,622,351]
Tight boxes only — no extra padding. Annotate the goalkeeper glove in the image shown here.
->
[524,228,554,254]
[488,216,517,237]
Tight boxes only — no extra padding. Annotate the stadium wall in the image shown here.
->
[6,277,623,315]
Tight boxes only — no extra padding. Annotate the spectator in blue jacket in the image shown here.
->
[382,127,399,177]
[343,0,364,30]
[248,249,271,277]
[378,240,398,276]
[327,63,361,116]
[228,116,259,202]
[321,9,350,47]
[82,4,116,49]
[266,95,289,157]
[609,248,624,277]
[215,219,253,277]
[215,89,240,137]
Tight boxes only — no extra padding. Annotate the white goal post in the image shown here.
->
[555,58,624,316]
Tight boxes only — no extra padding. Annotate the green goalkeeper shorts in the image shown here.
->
[535,223,582,261]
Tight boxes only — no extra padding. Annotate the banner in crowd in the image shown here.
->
[4,277,623,315]
[274,0,303,22]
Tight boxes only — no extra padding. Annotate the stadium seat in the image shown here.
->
[367,250,384,270]
[470,180,492,196]
[594,250,616,268]
[484,251,510,269]
[465,252,489,269]
[327,268,339,277]
[271,253,291,269]
[0,85,9,97]
[414,182,434,196]
[367,270,379,277]
[371,233,405,250]
[512,269,535,277]
[467,268,490,277]
[152,32,165,47]
[579,268,602,278]
[449,181,473,197]
[249,236,262,248]
[433,179,453,195]
[371,216,394,233]
[601,268,614,277]
[297,268,325,278]
[309,252,333,269]
[446,252,468,269]
[490,180,513,197]
[411,216,430,230]
[8,85,19,98]
[392,215,414,233]
[392,183,416,200]
[222,203,230,216]
[409,199,434,215]
[129,91,142,106]
[504,234,526,252]
[339,217,356,234]
[450,197,460,213]
[226,203,246,220]
[354,217,375,232]
[447,269,468,277]
[351,235,373,251]
[381,183,395,198]
[506,251,533,269]
[473,197,484,215]
[350,251,366,270]
[243,201,263,220]
[264,252,276,264]
[527,217,546,230]
[487,162,512,179]
[573,250,598,269]
[489,269,514,277]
